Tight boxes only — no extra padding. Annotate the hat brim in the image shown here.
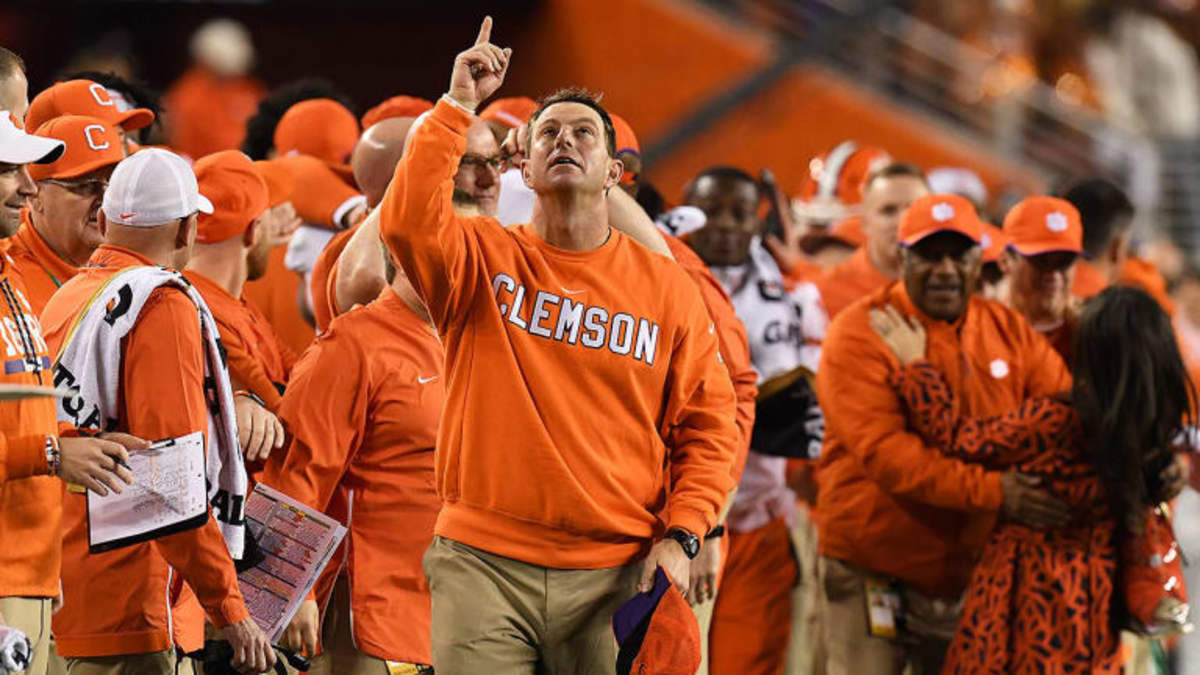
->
[45,153,122,180]
[196,194,214,215]
[0,135,65,166]
[900,226,980,247]
[116,108,155,132]
[1009,242,1082,257]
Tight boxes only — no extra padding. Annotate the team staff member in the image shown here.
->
[266,248,446,674]
[999,196,1084,362]
[186,150,296,417]
[685,166,826,674]
[815,194,1074,674]
[6,116,124,310]
[0,48,29,131]
[816,163,929,319]
[26,79,154,156]
[1063,178,1133,298]
[41,149,273,674]
[0,110,143,675]
[382,19,738,671]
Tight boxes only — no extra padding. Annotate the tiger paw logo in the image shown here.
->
[1045,211,1069,232]
[931,202,955,222]
[103,285,133,326]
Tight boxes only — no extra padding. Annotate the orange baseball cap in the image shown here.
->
[800,215,866,252]
[26,80,154,136]
[610,113,640,187]
[1002,196,1083,256]
[28,116,124,181]
[253,159,296,207]
[273,154,362,227]
[898,194,982,247]
[274,98,359,166]
[361,95,434,130]
[194,150,269,244]
[979,222,1010,263]
[613,567,700,675]
[479,96,538,129]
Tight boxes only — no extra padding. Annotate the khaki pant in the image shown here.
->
[64,650,175,675]
[307,575,425,675]
[784,508,824,675]
[817,557,956,675]
[0,597,52,675]
[692,593,716,674]
[423,536,640,674]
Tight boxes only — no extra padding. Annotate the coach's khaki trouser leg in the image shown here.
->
[0,597,52,675]
[423,536,541,674]
[64,650,175,675]
[541,563,640,673]
[817,557,908,675]
[785,508,824,675]
[692,595,716,675]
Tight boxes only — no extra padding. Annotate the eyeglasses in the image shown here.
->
[42,178,108,198]
[459,155,504,173]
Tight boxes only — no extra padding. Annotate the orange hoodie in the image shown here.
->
[184,271,296,411]
[0,250,60,598]
[309,224,358,333]
[379,99,738,568]
[42,245,249,657]
[816,282,1071,597]
[262,287,443,663]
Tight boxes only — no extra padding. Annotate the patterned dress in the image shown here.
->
[889,361,1121,674]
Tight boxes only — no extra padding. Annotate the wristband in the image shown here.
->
[441,94,477,114]
[45,435,60,476]
[234,390,267,408]
[704,525,726,540]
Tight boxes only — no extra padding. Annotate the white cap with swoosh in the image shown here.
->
[102,147,214,227]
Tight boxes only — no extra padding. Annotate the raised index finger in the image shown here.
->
[475,16,493,46]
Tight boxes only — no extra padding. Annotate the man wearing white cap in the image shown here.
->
[0,112,147,675]
[40,148,275,675]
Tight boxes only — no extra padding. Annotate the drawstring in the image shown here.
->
[0,278,44,383]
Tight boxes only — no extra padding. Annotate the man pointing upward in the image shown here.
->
[380,17,739,673]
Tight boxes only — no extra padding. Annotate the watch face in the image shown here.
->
[670,529,700,558]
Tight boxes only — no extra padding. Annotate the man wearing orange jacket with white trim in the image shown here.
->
[380,19,738,673]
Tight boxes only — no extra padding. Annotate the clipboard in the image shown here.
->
[86,431,209,553]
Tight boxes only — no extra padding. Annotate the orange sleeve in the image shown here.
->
[0,432,50,483]
[124,289,248,628]
[217,317,284,412]
[816,312,1005,512]
[689,267,756,481]
[377,99,484,332]
[660,285,740,537]
[309,227,356,333]
[260,331,368,512]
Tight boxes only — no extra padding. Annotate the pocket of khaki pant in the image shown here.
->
[820,557,863,601]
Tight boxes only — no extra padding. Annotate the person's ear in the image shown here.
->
[604,157,623,191]
[999,250,1014,276]
[244,217,260,248]
[520,157,533,189]
[97,210,108,238]
[176,214,197,250]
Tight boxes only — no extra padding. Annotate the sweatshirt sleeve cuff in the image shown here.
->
[982,471,1005,511]
[6,434,50,480]
[207,597,251,630]
[666,506,711,540]
[433,97,477,134]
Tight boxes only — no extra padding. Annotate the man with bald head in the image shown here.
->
[0,47,28,122]
[352,117,417,208]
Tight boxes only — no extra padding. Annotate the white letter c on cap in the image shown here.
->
[88,83,114,107]
[83,125,110,151]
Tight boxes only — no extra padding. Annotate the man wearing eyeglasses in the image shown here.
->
[2,115,124,311]
[457,119,502,216]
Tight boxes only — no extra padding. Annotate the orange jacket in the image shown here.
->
[0,250,60,597]
[2,211,78,312]
[1072,260,1109,299]
[262,288,442,663]
[243,246,316,356]
[379,99,738,568]
[815,282,1071,597]
[814,247,893,320]
[165,66,265,160]
[42,245,249,657]
[1120,256,1175,315]
[185,271,295,411]
[664,234,757,481]
[309,224,357,333]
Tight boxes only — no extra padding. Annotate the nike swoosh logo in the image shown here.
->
[119,213,136,219]
[561,287,585,295]
[417,375,438,384]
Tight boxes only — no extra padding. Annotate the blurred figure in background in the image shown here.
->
[0,46,29,123]
[165,19,266,159]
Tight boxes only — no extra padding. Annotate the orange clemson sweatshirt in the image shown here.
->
[378,99,738,569]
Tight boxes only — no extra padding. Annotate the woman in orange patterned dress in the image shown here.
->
[868,285,1194,674]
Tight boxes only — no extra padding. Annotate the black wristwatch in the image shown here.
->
[664,528,701,559]
[704,525,725,540]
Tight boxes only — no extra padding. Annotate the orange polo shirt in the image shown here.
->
[665,234,757,480]
[2,210,78,312]
[0,251,60,598]
[184,271,295,411]
[309,225,358,333]
[816,282,1071,597]
[814,247,893,320]
[263,287,443,663]
[42,245,248,657]
[243,246,316,356]
[379,99,738,568]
